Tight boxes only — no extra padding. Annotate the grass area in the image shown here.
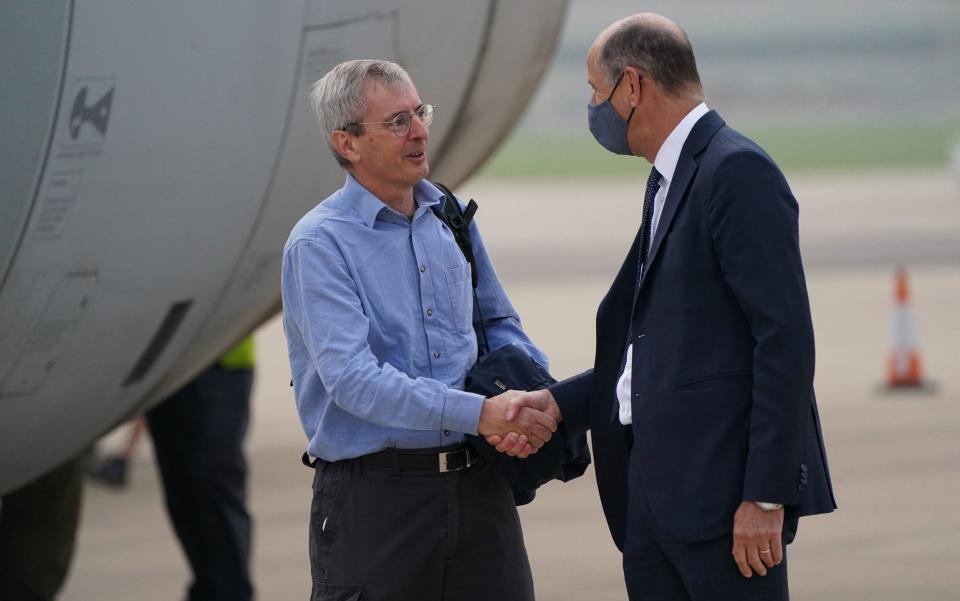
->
[474,120,959,179]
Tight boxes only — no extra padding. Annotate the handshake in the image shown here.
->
[477,389,563,459]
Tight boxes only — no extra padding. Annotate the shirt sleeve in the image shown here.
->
[467,216,550,369]
[282,238,484,434]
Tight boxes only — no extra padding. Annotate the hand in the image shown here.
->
[506,388,561,422]
[485,389,563,458]
[731,501,784,578]
[485,431,538,459]
[477,390,557,451]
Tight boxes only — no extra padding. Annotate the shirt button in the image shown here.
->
[433,351,440,359]
[426,309,433,317]
[443,430,451,436]
[419,265,426,273]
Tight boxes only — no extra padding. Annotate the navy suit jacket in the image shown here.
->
[552,111,836,550]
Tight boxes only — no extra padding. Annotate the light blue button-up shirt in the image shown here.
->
[282,174,547,461]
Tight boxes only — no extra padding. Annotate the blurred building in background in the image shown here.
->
[483,0,960,177]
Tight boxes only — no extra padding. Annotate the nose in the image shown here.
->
[408,113,429,140]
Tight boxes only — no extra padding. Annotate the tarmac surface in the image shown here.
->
[62,168,960,600]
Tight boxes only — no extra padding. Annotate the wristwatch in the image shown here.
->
[754,501,783,512]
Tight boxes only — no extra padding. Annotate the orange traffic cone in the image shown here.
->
[887,267,924,387]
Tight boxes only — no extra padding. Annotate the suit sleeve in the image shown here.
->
[706,150,814,506]
[550,369,593,439]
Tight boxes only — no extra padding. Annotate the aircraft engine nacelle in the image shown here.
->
[0,0,568,493]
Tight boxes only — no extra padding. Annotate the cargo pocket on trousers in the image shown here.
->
[311,582,363,601]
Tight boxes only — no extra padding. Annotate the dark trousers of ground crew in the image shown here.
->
[0,455,84,601]
[146,365,253,601]
[309,454,535,601]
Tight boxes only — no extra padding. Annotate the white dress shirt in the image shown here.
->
[616,102,709,425]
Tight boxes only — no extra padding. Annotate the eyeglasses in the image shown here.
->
[343,104,435,137]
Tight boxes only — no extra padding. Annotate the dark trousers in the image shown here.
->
[146,365,253,601]
[0,455,83,601]
[623,489,788,601]
[309,454,534,601]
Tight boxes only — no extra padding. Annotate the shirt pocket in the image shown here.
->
[445,262,474,333]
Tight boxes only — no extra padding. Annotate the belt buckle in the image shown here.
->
[438,449,472,473]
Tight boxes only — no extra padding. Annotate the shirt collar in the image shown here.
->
[653,102,709,185]
[413,179,446,210]
[342,173,444,228]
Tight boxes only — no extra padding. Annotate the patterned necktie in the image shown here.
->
[637,166,661,283]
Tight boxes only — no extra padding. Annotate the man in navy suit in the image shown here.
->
[496,13,836,600]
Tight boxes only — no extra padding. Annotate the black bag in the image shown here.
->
[431,182,591,505]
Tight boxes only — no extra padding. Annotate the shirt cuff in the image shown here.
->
[440,388,485,435]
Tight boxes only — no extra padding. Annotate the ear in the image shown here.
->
[623,66,644,107]
[331,129,361,164]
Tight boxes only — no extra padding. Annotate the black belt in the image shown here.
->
[303,443,480,473]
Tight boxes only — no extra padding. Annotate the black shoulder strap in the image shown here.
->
[430,182,489,355]
[431,182,479,289]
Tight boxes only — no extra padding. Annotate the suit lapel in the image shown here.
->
[597,217,647,422]
[606,219,644,328]
[642,153,696,286]
[637,111,725,293]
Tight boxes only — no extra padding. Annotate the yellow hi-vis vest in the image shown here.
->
[218,336,255,370]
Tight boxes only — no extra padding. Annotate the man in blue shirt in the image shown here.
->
[281,59,556,601]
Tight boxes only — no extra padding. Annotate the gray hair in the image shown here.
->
[309,59,414,168]
[600,18,703,99]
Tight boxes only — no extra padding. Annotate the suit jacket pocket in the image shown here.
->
[674,370,751,391]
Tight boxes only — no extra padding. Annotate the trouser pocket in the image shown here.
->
[311,582,363,601]
[309,461,349,585]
